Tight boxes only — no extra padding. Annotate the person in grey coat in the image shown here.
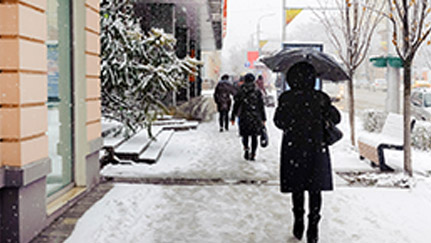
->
[273,62,341,243]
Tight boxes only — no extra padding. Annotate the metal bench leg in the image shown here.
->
[100,147,120,168]
[377,144,394,172]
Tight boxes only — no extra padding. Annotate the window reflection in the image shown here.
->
[46,0,73,196]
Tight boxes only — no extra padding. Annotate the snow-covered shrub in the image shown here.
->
[362,109,387,132]
[411,121,431,150]
[100,0,199,136]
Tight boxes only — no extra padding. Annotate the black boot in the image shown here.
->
[292,208,305,240]
[306,214,321,243]
[243,148,250,160]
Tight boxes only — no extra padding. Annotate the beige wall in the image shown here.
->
[0,0,101,165]
[85,0,101,142]
[0,0,48,167]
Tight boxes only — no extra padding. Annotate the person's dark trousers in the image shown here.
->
[219,110,229,130]
[242,135,257,159]
[292,191,322,243]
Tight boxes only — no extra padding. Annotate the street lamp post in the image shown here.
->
[257,13,275,55]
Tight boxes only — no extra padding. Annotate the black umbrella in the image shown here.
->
[260,48,349,81]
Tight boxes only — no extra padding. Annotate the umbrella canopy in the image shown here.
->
[260,48,349,81]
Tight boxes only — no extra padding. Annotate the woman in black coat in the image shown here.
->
[231,73,266,161]
[273,62,341,243]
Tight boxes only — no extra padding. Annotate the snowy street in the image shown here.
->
[64,107,431,243]
[336,88,387,112]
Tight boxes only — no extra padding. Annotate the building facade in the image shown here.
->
[0,0,222,242]
[0,0,102,242]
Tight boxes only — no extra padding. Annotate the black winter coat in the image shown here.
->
[274,89,341,193]
[214,81,235,112]
[231,82,266,137]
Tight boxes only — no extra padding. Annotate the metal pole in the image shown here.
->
[257,21,261,53]
[282,0,286,43]
[385,2,401,114]
[256,13,275,55]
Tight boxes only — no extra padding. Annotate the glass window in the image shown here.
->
[46,0,73,196]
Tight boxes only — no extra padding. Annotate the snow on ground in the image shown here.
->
[66,102,431,243]
[66,181,431,243]
[102,109,387,180]
[101,108,282,181]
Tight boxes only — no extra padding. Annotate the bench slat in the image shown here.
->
[136,130,175,163]
[381,113,403,144]
[152,119,186,126]
[115,126,164,158]
[162,121,199,131]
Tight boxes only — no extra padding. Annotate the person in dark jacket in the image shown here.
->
[214,74,235,132]
[273,62,341,243]
[231,73,266,161]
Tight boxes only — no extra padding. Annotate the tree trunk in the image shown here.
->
[403,62,412,176]
[348,72,356,146]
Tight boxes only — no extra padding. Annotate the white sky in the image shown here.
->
[222,0,330,57]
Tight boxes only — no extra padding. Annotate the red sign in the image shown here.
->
[222,0,227,38]
[247,51,259,69]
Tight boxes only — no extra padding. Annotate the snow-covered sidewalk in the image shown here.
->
[65,107,431,243]
[101,108,380,181]
[66,182,431,243]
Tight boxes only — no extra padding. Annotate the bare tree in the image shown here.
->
[385,0,431,176]
[314,0,385,146]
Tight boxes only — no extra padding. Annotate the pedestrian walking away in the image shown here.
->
[256,75,267,96]
[273,62,341,243]
[213,74,235,132]
[231,73,267,161]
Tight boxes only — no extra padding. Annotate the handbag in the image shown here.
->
[324,119,343,145]
[260,126,269,147]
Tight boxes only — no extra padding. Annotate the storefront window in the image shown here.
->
[46,0,73,196]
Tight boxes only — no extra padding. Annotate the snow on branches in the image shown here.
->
[100,0,199,136]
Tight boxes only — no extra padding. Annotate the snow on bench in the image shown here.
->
[161,121,199,131]
[156,115,173,120]
[101,117,199,166]
[152,118,186,126]
[101,119,123,137]
[136,130,175,164]
[103,135,128,149]
[358,113,414,171]
[115,126,164,160]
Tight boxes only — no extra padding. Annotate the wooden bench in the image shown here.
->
[358,113,415,172]
[114,126,164,161]
[101,118,198,166]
